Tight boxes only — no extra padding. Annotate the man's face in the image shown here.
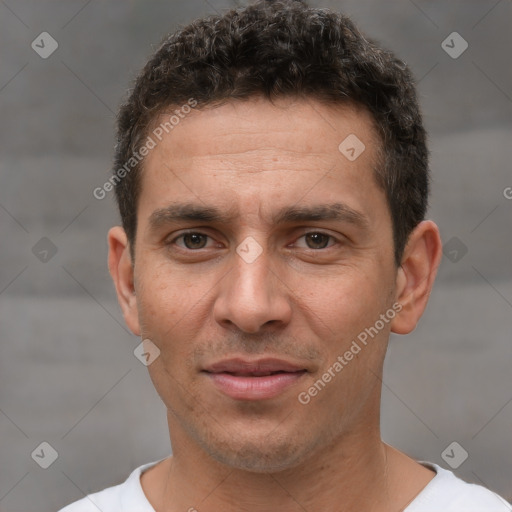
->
[128,97,400,471]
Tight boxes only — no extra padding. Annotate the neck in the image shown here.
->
[142,413,431,512]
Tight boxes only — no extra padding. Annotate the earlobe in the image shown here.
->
[390,221,442,335]
[107,226,141,336]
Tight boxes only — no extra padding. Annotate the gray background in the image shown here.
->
[0,0,511,511]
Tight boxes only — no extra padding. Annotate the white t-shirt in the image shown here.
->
[58,459,511,512]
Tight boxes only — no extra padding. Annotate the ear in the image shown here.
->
[391,220,442,335]
[107,226,141,336]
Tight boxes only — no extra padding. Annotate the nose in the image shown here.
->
[213,240,292,334]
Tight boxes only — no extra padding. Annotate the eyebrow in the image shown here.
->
[148,202,370,231]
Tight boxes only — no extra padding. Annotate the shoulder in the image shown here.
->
[58,483,124,512]
[407,462,512,512]
[57,459,165,512]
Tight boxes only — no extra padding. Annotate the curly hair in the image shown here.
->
[113,0,429,266]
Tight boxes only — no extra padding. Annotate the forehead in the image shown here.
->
[138,96,385,227]
[147,96,378,163]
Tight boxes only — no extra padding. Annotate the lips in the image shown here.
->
[202,358,307,400]
[224,370,290,377]
[204,357,306,374]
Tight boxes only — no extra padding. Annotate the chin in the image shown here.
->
[210,444,304,473]
[198,428,319,474]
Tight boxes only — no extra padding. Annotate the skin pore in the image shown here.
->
[108,96,442,512]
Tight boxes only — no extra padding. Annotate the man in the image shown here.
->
[60,1,511,510]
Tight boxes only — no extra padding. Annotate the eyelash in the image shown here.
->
[168,231,339,251]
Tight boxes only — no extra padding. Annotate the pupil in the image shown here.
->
[184,233,206,249]
[307,233,328,249]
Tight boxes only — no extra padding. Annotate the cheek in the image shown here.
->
[136,258,201,326]
[293,267,387,331]
[137,277,199,406]
[135,265,194,367]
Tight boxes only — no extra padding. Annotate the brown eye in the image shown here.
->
[304,232,332,249]
[180,233,209,249]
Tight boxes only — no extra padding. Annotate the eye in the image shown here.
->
[294,232,337,250]
[172,232,214,250]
